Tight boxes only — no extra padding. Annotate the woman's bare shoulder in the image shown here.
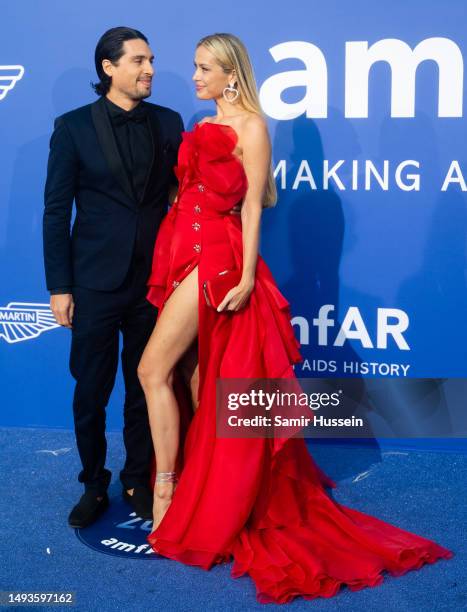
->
[197,116,215,126]
[238,112,267,131]
[237,113,269,143]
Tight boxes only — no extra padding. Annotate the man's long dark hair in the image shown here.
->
[92,26,149,96]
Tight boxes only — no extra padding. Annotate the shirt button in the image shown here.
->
[193,244,201,253]
[192,222,201,231]
[172,280,180,288]
[194,204,201,213]
[197,183,205,192]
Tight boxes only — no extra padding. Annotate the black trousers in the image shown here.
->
[70,259,157,495]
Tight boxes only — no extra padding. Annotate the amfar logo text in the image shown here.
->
[0,302,59,343]
[292,305,410,350]
[259,37,463,119]
[0,66,24,101]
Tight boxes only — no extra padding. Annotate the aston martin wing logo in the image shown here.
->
[0,65,25,101]
[0,302,59,344]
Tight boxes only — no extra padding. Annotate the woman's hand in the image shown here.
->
[217,278,255,312]
[169,184,179,206]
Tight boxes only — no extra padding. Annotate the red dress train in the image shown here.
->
[145,122,452,604]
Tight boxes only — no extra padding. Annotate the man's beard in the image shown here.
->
[132,89,151,101]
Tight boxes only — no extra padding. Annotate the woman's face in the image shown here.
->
[192,45,234,100]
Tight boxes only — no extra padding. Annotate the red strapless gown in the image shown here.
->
[146,122,452,604]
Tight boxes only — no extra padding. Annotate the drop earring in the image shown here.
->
[222,83,239,103]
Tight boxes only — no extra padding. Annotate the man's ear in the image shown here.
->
[102,59,113,77]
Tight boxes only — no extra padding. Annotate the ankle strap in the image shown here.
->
[156,471,178,483]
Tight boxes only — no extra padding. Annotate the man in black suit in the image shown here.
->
[43,27,183,527]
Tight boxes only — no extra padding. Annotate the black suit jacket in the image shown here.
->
[43,96,183,291]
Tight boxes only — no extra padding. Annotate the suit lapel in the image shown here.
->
[140,103,164,203]
[91,97,135,203]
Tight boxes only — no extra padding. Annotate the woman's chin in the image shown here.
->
[196,91,212,100]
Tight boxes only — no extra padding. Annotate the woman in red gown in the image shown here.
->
[137,33,452,604]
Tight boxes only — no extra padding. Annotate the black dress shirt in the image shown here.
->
[104,97,153,203]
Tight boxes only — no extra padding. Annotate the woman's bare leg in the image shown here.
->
[180,341,200,412]
[137,267,198,531]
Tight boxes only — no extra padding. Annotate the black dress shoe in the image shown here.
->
[122,486,153,520]
[68,491,109,528]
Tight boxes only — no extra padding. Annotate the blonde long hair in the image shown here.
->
[197,33,277,208]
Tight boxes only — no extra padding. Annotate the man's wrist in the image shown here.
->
[49,287,72,295]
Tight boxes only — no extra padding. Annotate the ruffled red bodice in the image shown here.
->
[174,122,248,209]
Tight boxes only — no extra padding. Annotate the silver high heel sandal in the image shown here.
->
[151,471,178,534]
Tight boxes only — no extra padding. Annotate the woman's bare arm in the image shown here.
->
[217,114,271,312]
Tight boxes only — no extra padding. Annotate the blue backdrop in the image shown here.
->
[1,1,466,445]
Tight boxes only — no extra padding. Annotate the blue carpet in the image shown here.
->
[0,427,464,611]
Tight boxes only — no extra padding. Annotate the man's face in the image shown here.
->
[104,38,154,100]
